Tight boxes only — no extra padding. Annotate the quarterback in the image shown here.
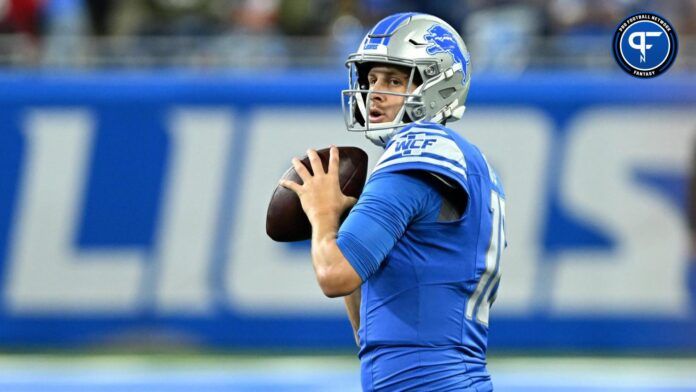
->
[281,12,506,391]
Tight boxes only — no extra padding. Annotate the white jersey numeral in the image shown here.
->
[466,190,506,326]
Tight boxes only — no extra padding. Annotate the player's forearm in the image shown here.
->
[310,212,341,270]
[344,289,361,347]
[310,213,354,297]
[311,215,361,344]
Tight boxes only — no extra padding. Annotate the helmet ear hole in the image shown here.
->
[439,87,456,99]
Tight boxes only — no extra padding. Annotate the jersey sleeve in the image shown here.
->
[336,171,441,282]
[372,126,470,196]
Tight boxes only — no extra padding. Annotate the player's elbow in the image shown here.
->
[320,285,349,298]
[317,272,352,298]
[316,264,361,298]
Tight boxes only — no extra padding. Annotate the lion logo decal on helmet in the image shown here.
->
[424,25,469,83]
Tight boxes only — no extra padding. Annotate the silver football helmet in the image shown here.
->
[342,13,472,146]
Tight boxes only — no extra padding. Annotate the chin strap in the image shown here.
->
[432,97,466,124]
[365,127,397,147]
[450,105,466,120]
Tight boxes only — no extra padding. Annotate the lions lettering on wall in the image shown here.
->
[0,73,693,349]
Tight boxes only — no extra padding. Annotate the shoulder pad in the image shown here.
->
[372,126,468,189]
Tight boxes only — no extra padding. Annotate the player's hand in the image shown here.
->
[280,146,357,226]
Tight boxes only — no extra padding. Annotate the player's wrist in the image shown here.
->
[310,213,340,244]
[307,209,341,227]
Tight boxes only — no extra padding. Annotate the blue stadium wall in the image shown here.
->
[0,71,694,352]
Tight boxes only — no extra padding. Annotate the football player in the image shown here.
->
[281,12,506,391]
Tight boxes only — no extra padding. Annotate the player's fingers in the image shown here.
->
[291,157,311,182]
[279,179,302,195]
[307,149,325,176]
[328,145,340,177]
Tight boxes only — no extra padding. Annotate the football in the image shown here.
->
[266,146,369,242]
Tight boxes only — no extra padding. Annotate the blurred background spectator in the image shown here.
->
[0,0,694,71]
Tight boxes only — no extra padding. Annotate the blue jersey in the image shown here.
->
[337,122,506,391]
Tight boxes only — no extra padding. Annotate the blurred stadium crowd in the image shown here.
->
[1,0,695,70]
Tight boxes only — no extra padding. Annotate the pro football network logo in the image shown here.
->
[612,13,678,78]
